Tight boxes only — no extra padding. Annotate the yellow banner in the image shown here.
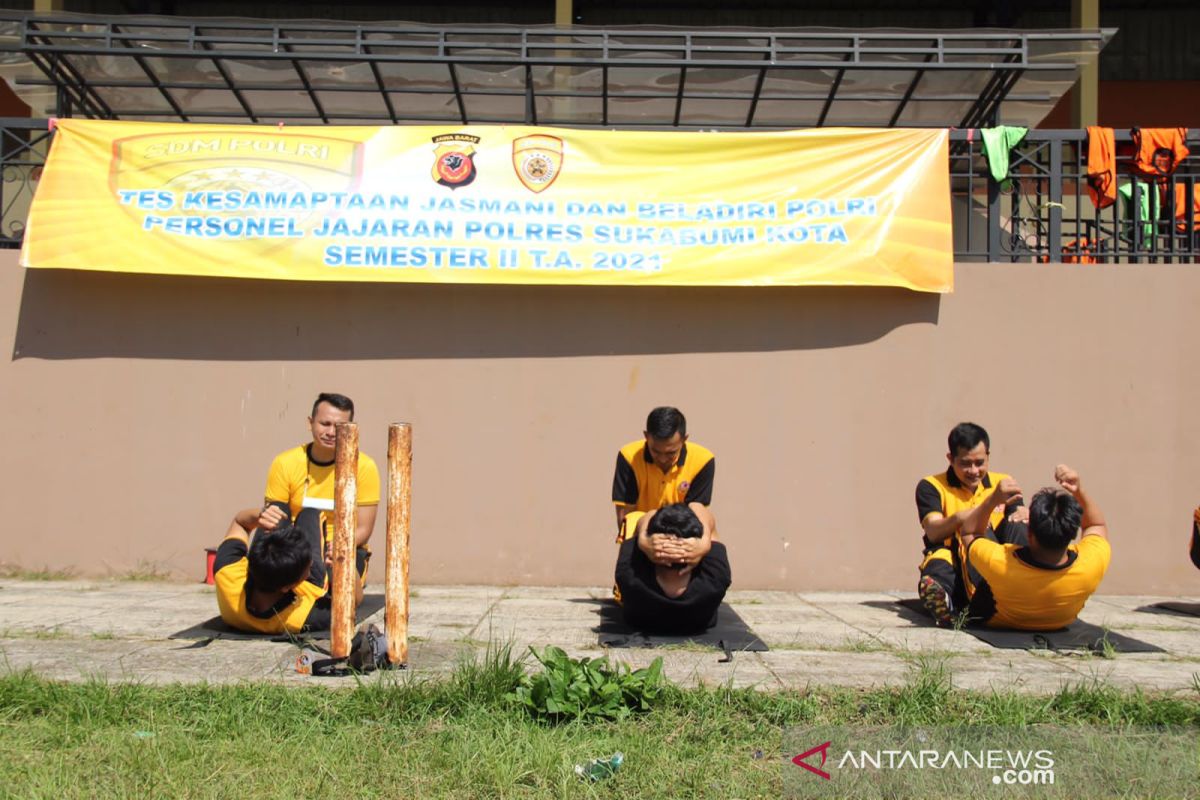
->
[22,119,952,292]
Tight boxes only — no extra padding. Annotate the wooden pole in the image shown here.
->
[331,421,359,659]
[386,422,412,667]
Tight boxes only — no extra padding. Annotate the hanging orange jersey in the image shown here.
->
[1086,126,1117,210]
[1131,127,1189,181]
[1173,183,1200,232]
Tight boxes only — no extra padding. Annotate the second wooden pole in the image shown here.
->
[386,422,412,667]
[331,421,358,659]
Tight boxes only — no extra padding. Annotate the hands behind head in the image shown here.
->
[257,504,287,532]
[1007,505,1030,525]
[1054,464,1081,496]
[647,534,706,572]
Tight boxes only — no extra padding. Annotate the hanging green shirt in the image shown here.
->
[980,126,1029,188]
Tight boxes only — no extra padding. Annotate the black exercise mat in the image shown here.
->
[168,593,386,642]
[1141,601,1200,618]
[594,600,767,657]
[892,598,1163,653]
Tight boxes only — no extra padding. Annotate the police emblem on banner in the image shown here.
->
[109,129,363,258]
[431,134,480,189]
[512,135,563,193]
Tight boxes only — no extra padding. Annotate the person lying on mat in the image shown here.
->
[614,503,731,635]
[915,422,1026,627]
[213,504,363,635]
[958,465,1110,631]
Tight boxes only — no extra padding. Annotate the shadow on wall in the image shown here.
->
[12,269,941,360]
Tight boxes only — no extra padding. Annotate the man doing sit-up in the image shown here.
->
[214,505,364,635]
[959,465,1110,631]
[614,503,731,635]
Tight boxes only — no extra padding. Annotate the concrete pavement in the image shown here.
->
[1,580,1198,692]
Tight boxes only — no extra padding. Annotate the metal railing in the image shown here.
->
[2,121,1196,264]
[952,128,1200,263]
[0,118,52,249]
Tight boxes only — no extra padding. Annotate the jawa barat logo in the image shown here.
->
[431,134,480,189]
[512,134,563,193]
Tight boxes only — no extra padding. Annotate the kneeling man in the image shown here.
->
[960,465,1110,631]
[614,503,731,635]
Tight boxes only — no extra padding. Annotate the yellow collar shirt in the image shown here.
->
[612,439,715,512]
[916,469,1020,543]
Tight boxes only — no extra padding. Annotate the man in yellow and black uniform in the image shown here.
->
[611,407,716,601]
[612,406,715,528]
[214,504,337,634]
[959,465,1110,631]
[259,393,380,587]
[916,422,1025,626]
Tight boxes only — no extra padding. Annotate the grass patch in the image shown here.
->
[769,639,894,654]
[114,561,175,582]
[0,564,76,581]
[1095,629,1118,660]
[649,641,713,653]
[0,628,72,641]
[0,648,1196,798]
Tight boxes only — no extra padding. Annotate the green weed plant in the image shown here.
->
[511,646,664,723]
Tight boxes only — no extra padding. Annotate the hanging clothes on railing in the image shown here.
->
[1085,126,1117,209]
[1118,180,1155,246]
[1131,127,1190,182]
[1114,180,1199,246]
[1127,128,1195,243]
[980,126,1029,190]
[1172,183,1200,232]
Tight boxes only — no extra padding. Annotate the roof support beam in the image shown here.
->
[196,24,257,123]
[816,60,849,127]
[112,24,188,121]
[1071,0,1099,127]
[278,33,327,124]
[555,0,573,27]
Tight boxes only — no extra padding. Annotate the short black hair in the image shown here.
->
[647,503,703,539]
[1028,488,1083,550]
[646,406,686,439]
[948,422,989,457]
[247,525,313,592]
[312,392,355,420]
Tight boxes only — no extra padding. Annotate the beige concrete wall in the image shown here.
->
[3,253,1198,594]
